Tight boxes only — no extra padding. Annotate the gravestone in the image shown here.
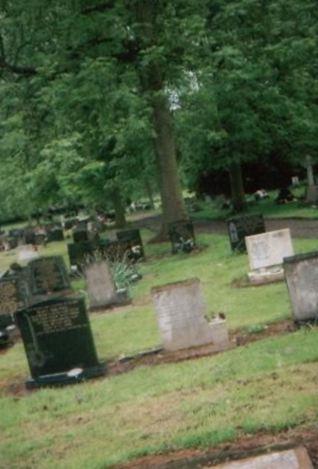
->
[227,214,265,252]
[284,251,318,322]
[15,296,105,388]
[246,228,294,284]
[34,230,47,246]
[151,278,230,352]
[116,229,145,261]
[73,227,90,243]
[99,240,128,262]
[67,241,97,270]
[213,447,313,469]
[47,224,64,242]
[168,220,196,254]
[85,261,129,310]
[24,228,36,245]
[27,256,71,298]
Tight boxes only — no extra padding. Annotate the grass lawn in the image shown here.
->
[1,230,318,468]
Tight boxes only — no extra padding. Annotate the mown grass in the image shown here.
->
[1,230,318,468]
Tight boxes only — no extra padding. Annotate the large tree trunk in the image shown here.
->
[151,92,188,237]
[111,189,126,228]
[229,161,246,212]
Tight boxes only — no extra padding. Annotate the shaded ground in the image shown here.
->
[116,426,318,468]
[135,215,318,239]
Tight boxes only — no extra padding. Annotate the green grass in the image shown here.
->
[1,230,318,467]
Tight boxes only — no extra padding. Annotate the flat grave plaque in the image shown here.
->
[28,256,71,297]
[227,214,265,252]
[168,220,196,254]
[15,296,105,388]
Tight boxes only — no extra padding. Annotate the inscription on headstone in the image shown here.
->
[168,220,196,254]
[15,296,105,388]
[151,278,229,352]
[284,251,318,322]
[227,214,265,252]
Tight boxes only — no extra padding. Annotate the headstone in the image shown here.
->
[24,228,36,245]
[212,447,313,469]
[27,256,71,298]
[291,176,300,186]
[34,231,47,246]
[47,226,64,242]
[246,229,294,285]
[85,261,129,310]
[67,241,97,270]
[151,278,230,352]
[99,240,128,262]
[284,251,318,322]
[15,296,105,388]
[168,220,196,254]
[227,214,265,252]
[116,229,145,261]
[73,227,90,243]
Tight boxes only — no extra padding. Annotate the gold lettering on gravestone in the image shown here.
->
[0,282,19,315]
[32,303,82,335]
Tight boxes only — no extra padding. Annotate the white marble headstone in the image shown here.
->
[246,228,294,271]
[85,261,117,309]
[151,278,229,352]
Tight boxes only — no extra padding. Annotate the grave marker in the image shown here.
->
[116,229,145,261]
[27,256,71,298]
[15,296,105,388]
[85,261,129,310]
[227,214,265,252]
[168,220,196,254]
[284,251,318,322]
[246,228,294,284]
[151,278,230,352]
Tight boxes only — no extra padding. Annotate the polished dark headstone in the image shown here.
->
[15,296,106,388]
[67,241,97,269]
[27,256,71,297]
[227,214,265,252]
[168,220,196,254]
[116,229,145,261]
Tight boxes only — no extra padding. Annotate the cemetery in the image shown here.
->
[1,2,318,468]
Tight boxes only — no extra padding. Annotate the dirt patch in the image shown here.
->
[115,426,318,468]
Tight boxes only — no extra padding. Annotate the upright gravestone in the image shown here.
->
[47,224,64,242]
[67,241,97,270]
[168,220,196,254]
[15,296,106,388]
[24,228,36,245]
[27,256,71,300]
[227,214,265,252]
[85,261,129,310]
[284,251,318,322]
[116,229,145,261]
[151,278,230,352]
[246,228,294,284]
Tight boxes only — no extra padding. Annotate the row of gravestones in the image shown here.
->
[1,223,64,251]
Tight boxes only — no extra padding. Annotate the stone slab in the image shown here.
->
[151,278,229,352]
[246,228,294,271]
[284,251,318,321]
[248,266,284,285]
[212,447,313,468]
[27,256,71,297]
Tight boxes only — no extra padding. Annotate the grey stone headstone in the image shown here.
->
[246,229,294,271]
[151,278,229,352]
[85,261,128,310]
[284,251,318,322]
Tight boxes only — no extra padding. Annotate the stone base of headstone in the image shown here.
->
[248,265,284,285]
[25,363,106,389]
[306,185,318,204]
[284,251,318,322]
[213,447,313,469]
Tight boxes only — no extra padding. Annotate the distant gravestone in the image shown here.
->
[246,228,294,284]
[213,447,313,469]
[116,229,145,261]
[47,225,64,242]
[73,227,90,243]
[168,220,196,254]
[227,214,265,252]
[24,228,36,245]
[99,240,128,262]
[67,241,97,270]
[151,278,230,352]
[85,261,129,310]
[15,296,105,388]
[284,251,318,322]
[27,256,71,298]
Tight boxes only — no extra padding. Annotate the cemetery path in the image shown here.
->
[115,426,318,468]
[134,215,318,239]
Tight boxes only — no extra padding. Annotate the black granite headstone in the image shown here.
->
[15,296,105,388]
[28,256,71,297]
[168,220,196,254]
[116,229,145,261]
[67,241,97,269]
[227,214,265,252]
